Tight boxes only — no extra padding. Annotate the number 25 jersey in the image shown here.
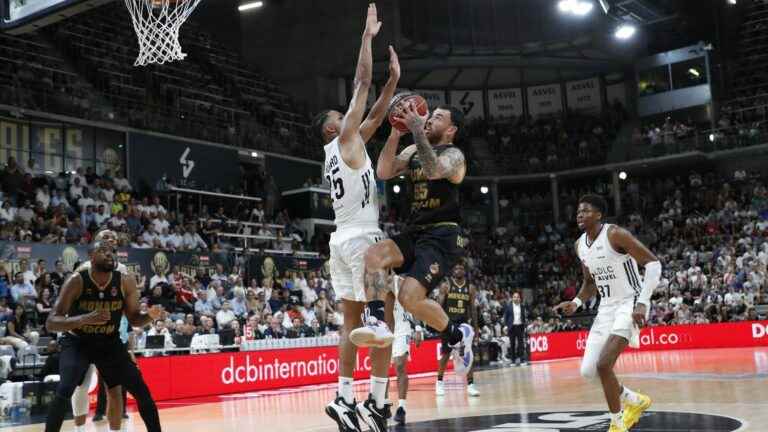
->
[576,224,643,308]
[324,138,379,230]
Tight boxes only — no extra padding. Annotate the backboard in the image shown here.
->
[0,0,112,34]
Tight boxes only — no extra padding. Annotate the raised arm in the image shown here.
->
[122,273,163,327]
[359,46,400,143]
[339,4,381,150]
[376,128,415,180]
[46,273,109,332]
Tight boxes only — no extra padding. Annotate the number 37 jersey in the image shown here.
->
[576,224,643,308]
[324,138,379,230]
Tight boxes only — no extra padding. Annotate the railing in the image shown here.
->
[636,120,768,159]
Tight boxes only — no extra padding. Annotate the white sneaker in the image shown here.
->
[349,317,394,348]
[435,380,445,396]
[467,383,480,397]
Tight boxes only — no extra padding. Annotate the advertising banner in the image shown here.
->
[565,77,602,113]
[487,88,523,119]
[449,90,485,120]
[527,84,563,117]
[414,90,447,110]
[128,132,240,190]
[135,339,446,401]
[528,321,768,362]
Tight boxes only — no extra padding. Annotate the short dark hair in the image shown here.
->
[579,194,608,216]
[436,105,465,143]
[311,110,332,140]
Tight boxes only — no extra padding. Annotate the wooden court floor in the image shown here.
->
[19,346,768,431]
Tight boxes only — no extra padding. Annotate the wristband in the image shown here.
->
[572,297,583,308]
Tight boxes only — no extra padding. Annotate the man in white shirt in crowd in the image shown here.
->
[69,177,84,200]
[109,211,127,230]
[16,201,35,224]
[94,204,110,227]
[168,226,184,250]
[11,272,38,307]
[113,169,132,192]
[142,227,160,246]
[158,228,173,249]
[147,320,175,355]
[77,191,95,212]
[36,185,51,209]
[216,301,237,330]
[150,197,167,216]
[183,226,208,251]
[18,258,37,286]
[195,290,216,316]
[152,214,170,235]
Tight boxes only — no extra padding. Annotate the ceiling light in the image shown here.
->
[688,68,700,77]
[238,1,263,12]
[615,24,637,40]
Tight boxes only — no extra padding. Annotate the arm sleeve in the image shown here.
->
[638,261,662,308]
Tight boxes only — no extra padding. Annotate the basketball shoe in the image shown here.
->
[607,411,628,432]
[623,393,652,429]
[393,406,406,425]
[325,393,361,432]
[356,394,391,432]
[451,324,475,375]
[349,317,394,348]
[467,383,480,397]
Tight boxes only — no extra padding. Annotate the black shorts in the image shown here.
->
[392,223,464,293]
[62,335,137,389]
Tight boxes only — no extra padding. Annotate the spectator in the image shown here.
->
[11,272,37,308]
[216,301,236,330]
[1,304,39,350]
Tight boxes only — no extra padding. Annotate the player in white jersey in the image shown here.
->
[70,230,129,432]
[389,275,423,425]
[556,195,661,432]
[313,5,401,432]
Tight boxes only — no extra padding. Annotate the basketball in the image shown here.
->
[388,93,429,133]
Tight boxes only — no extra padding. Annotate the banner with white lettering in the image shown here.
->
[566,77,602,113]
[527,84,563,117]
[450,90,484,120]
[414,90,446,110]
[488,88,523,118]
[606,82,628,109]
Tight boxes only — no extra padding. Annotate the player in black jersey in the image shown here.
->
[435,261,480,397]
[354,101,472,353]
[44,241,163,432]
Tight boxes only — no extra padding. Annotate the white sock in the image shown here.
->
[110,429,121,432]
[74,426,85,432]
[398,399,406,410]
[370,376,388,409]
[621,385,641,404]
[338,376,354,404]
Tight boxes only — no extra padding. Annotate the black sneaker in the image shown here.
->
[122,413,130,419]
[356,393,391,432]
[394,406,406,425]
[325,393,362,432]
[92,414,105,422]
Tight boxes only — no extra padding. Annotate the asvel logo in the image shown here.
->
[752,322,768,339]
[400,411,745,431]
[459,92,475,115]
[179,147,195,179]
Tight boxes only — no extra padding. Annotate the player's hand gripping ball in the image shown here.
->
[388,92,429,133]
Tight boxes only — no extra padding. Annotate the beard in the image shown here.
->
[426,129,442,145]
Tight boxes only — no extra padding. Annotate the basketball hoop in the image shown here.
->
[124,0,203,66]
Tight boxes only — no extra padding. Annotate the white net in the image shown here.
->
[124,0,203,67]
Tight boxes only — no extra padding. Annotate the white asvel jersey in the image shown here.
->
[323,138,378,230]
[577,224,642,308]
[394,299,413,338]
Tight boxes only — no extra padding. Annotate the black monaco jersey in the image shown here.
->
[69,269,124,340]
[444,277,470,322]
[406,145,461,225]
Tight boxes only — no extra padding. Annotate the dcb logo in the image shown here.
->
[752,322,768,339]
[529,335,549,353]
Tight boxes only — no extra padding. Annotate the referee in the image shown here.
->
[44,242,164,432]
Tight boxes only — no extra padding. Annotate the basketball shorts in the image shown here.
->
[580,297,641,379]
[392,333,411,359]
[329,226,384,302]
[392,223,464,293]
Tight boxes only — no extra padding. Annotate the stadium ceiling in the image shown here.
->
[370,0,682,89]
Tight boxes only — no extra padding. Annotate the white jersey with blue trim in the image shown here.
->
[576,224,642,308]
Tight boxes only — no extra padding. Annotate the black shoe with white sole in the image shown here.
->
[393,406,406,425]
[356,394,391,432]
[325,393,362,432]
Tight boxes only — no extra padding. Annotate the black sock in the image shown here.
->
[367,300,386,322]
[437,374,444,381]
[467,378,474,385]
[44,396,69,432]
[443,321,463,345]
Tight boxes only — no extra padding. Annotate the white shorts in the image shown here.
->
[392,334,411,360]
[329,227,384,302]
[580,297,641,380]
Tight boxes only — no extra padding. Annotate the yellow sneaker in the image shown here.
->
[608,416,628,432]
[623,394,652,429]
